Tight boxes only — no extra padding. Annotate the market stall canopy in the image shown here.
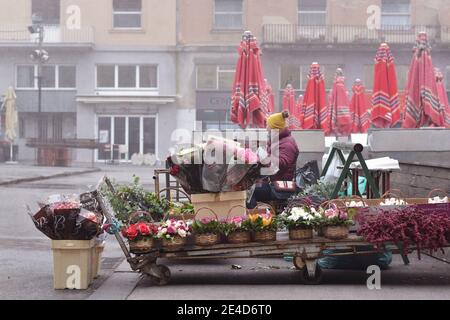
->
[403,32,444,128]
[434,68,450,128]
[282,84,301,130]
[302,62,328,131]
[327,68,352,137]
[371,43,401,128]
[1,86,18,142]
[350,79,370,134]
[230,31,268,129]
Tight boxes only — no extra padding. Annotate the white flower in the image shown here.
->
[178,229,187,237]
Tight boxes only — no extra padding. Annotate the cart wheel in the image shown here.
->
[293,256,305,270]
[149,265,171,286]
[299,265,323,285]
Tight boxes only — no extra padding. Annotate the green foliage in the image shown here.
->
[299,179,338,200]
[249,215,279,232]
[191,219,221,234]
[220,218,252,236]
[101,175,170,223]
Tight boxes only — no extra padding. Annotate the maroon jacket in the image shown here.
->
[268,128,299,181]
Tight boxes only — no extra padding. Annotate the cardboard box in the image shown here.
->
[51,239,95,290]
[191,191,247,220]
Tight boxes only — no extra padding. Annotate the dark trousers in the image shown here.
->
[247,183,273,209]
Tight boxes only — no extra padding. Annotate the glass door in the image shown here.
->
[128,117,141,159]
[143,117,156,154]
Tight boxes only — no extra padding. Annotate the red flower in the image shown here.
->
[138,223,151,236]
[126,225,139,241]
[170,165,181,176]
[150,224,159,234]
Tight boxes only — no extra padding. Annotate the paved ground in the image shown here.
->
[0,163,449,300]
[0,164,155,300]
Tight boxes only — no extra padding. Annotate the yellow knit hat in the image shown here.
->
[267,111,289,130]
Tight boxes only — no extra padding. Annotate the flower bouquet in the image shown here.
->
[167,136,264,194]
[280,206,320,240]
[122,221,159,254]
[192,217,221,246]
[157,219,191,250]
[122,211,158,253]
[220,216,253,244]
[248,209,278,242]
[318,203,353,240]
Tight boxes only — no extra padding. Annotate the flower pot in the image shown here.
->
[161,235,187,250]
[129,238,154,254]
[323,225,349,240]
[289,227,313,240]
[194,233,220,246]
[227,231,251,244]
[253,230,276,242]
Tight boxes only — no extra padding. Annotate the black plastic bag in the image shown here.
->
[295,160,320,189]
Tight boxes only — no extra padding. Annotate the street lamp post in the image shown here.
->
[28,14,49,161]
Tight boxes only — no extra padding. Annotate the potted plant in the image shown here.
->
[121,221,158,254]
[220,216,253,244]
[319,204,352,240]
[192,217,221,246]
[280,206,319,240]
[248,211,278,242]
[156,219,191,250]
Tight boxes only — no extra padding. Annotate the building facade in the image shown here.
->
[1,0,449,163]
[0,0,178,163]
[179,0,450,130]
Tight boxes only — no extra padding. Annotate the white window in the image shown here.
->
[381,0,410,28]
[17,66,36,89]
[97,115,157,161]
[196,65,235,90]
[298,0,327,26]
[16,65,76,89]
[32,0,60,25]
[214,0,243,30]
[113,0,142,29]
[96,64,158,89]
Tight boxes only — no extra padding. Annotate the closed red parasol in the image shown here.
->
[403,32,443,128]
[230,31,268,129]
[261,79,275,115]
[302,62,328,131]
[435,68,450,128]
[296,94,304,127]
[371,43,401,128]
[282,84,301,130]
[350,79,371,133]
[327,68,352,136]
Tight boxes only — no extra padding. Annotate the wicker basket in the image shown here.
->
[227,230,251,244]
[129,238,154,254]
[161,235,187,250]
[253,230,277,242]
[289,227,313,240]
[323,225,349,240]
[194,233,220,246]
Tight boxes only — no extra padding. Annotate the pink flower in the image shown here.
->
[200,217,212,224]
[167,226,176,234]
[324,208,338,219]
[339,211,348,220]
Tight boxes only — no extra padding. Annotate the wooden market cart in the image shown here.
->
[89,176,450,286]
